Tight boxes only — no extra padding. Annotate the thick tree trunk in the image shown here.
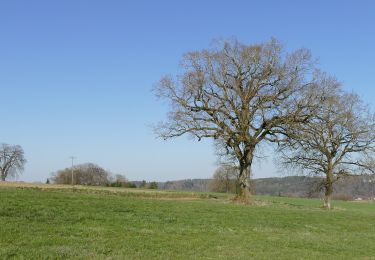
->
[235,165,251,203]
[234,147,254,204]
[324,170,333,209]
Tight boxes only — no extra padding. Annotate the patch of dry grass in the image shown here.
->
[0,181,231,200]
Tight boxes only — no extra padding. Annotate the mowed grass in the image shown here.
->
[1,183,375,259]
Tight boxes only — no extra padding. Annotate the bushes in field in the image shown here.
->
[51,163,110,186]
[51,163,137,188]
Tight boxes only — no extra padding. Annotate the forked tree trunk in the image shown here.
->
[1,172,5,181]
[324,170,334,209]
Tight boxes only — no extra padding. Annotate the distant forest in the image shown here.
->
[156,176,375,200]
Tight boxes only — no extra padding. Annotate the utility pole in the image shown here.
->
[69,156,76,185]
[371,176,375,201]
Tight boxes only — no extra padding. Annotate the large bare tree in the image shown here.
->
[155,39,321,203]
[0,143,26,181]
[279,79,375,209]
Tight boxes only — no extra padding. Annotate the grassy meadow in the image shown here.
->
[1,182,375,259]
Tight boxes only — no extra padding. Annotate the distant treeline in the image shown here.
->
[157,176,375,200]
[49,162,375,200]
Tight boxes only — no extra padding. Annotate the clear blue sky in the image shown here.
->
[1,0,374,182]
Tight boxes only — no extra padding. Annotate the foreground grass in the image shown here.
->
[1,184,375,259]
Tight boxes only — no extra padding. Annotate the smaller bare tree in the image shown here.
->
[0,143,26,181]
[279,79,375,209]
[209,165,239,193]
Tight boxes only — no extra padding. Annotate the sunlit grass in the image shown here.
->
[1,183,375,259]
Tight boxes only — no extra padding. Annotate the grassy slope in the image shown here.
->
[1,184,375,259]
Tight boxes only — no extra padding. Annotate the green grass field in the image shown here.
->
[1,183,375,259]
